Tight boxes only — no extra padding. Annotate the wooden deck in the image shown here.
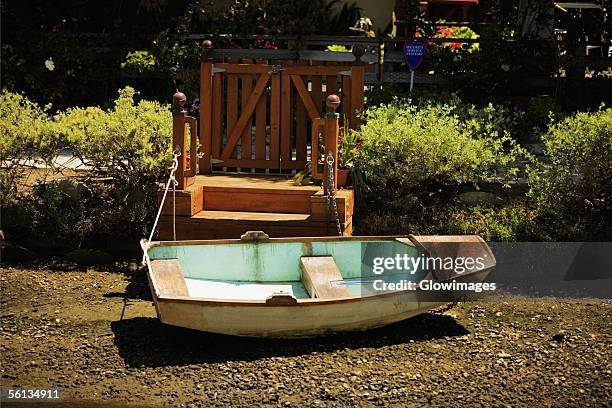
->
[157,174,354,240]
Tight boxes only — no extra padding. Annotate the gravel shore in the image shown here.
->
[1,261,610,407]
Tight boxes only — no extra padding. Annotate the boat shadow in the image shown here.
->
[111,313,469,367]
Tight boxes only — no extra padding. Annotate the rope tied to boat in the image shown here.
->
[325,152,342,236]
[141,150,180,265]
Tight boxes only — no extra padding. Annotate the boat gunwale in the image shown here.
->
[151,266,494,307]
[146,235,411,249]
[144,234,495,306]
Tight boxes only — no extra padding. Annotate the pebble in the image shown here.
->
[1,264,610,406]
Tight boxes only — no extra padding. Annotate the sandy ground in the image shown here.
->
[0,260,610,407]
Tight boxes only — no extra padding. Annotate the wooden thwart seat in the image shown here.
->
[300,256,350,299]
[149,259,189,297]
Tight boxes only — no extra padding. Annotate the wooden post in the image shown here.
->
[172,91,196,190]
[350,45,365,129]
[323,94,340,195]
[200,40,213,173]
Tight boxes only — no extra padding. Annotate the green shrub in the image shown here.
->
[357,201,546,242]
[1,88,172,246]
[121,50,157,74]
[528,107,612,240]
[0,91,49,205]
[51,87,172,179]
[353,100,527,213]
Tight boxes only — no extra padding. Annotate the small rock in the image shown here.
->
[552,330,566,342]
[497,352,512,359]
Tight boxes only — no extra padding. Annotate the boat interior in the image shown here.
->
[147,238,427,302]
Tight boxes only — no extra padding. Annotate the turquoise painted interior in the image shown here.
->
[148,240,426,283]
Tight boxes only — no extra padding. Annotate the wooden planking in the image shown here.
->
[341,74,352,125]
[149,259,189,297]
[196,174,320,193]
[199,62,213,172]
[269,73,281,164]
[310,189,354,221]
[193,210,311,223]
[291,75,320,121]
[157,216,347,240]
[255,58,267,160]
[221,74,270,159]
[350,65,364,128]
[294,73,308,163]
[300,256,350,299]
[214,63,272,74]
[240,59,253,160]
[226,60,239,158]
[311,64,323,116]
[203,190,311,214]
[283,66,350,75]
[211,71,223,157]
[210,158,306,170]
[280,65,292,163]
[158,185,204,216]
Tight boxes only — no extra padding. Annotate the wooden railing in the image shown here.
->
[311,95,341,193]
[171,92,198,190]
[190,41,365,176]
[171,41,356,187]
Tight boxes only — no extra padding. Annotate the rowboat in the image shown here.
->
[141,232,495,338]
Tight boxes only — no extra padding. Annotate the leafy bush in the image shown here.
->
[0,91,50,205]
[357,201,545,242]
[352,100,527,213]
[51,87,172,180]
[528,107,612,240]
[519,96,562,138]
[121,50,157,74]
[1,88,172,247]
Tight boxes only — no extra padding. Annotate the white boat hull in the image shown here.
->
[143,235,495,338]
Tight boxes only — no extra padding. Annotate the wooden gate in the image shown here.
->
[198,61,365,173]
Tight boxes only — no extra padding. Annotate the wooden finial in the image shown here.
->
[172,91,187,112]
[202,39,213,60]
[326,94,340,116]
[352,44,365,63]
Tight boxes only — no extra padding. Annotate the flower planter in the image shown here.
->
[337,168,350,188]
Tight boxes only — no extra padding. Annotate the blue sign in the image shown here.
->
[403,41,427,70]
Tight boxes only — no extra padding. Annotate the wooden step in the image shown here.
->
[300,256,350,299]
[203,187,313,214]
[157,210,350,240]
[200,174,318,214]
[156,174,355,240]
[193,210,311,223]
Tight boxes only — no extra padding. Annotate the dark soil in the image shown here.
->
[1,261,610,407]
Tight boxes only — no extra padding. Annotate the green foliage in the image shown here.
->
[0,91,50,205]
[121,50,157,74]
[521,96,562,135]
[338,126,361,169]
[1,88,172,245]
[357,201,546,242]
[0,91,48,160]
[352,100,527,213]
[528,107,612,240]
[51,87,172,179]
[326,45,351,53]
